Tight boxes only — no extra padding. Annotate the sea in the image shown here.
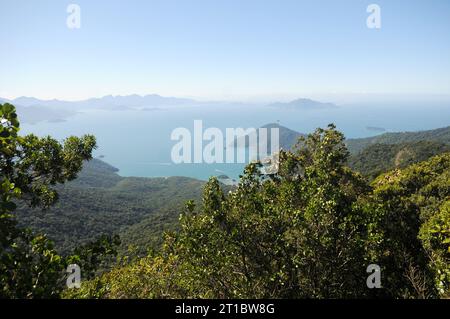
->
[20,101,450,181]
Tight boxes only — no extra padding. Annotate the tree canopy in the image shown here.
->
[66,125,450,299]
[2,102,448,299]
[1,103,118,298]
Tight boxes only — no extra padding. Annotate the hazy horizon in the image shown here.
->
[2,0,450,180]
[4,92,450,105]
[2,0,450,101]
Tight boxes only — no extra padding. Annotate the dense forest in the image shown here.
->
[13,126,450,258]
[345,125,450,154]
[1,103,449,298]
[245,122,450,156]
[14,159,205,256]
[347,141,450,180]
[12,123,450,257]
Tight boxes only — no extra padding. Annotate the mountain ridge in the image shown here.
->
[268,98,338,110]
[259,123,450,155]
[5,94,196,109]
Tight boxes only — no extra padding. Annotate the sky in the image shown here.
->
[0,0,450,101]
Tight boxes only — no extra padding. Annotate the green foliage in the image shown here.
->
[69,125,450,299]
[4,103,449,299]
[260,122,449,155]
[348,141,450,180]
[420,200,450,297]
[0,223,64,298]
[63,253,183,299]
[15,162,205,255]
[364,153,450,298]
[1,103,96,211]
[0,103,101,298]
[66,234,121,280]
[346,125,450,154]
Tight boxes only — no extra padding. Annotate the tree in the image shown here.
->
[0,103,97,298]
[365,153,450,298]
[284,125,370,297]
[420,200,450,298]
[67,234,121,280]
[64,125,450,299]
[154,124,371,298]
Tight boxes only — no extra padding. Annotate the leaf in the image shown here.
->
[2,201,17,211]
[0,129,10,138]
[2,103,14,113]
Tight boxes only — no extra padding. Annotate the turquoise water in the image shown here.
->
[20,102,450,180]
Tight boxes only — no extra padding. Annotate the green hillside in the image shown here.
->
[348,140,450,179]
[3,101,449,299]
[15,126,450,256]
[65,128,450,299]
[345,126,450,154]
[14,159,205,255]
[232,123,304,151]
[259,123,450,155]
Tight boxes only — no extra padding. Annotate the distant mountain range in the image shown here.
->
[0,102,76,125]
[1,95,339,124]
[268,98,338,110]
[3,95,335,110]
[0,94,200,124]
[2,94,196,109]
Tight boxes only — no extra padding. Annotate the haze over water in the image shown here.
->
[19,100,450,180]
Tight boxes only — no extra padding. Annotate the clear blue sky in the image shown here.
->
[1,0,449,101]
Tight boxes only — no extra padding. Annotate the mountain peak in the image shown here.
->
[268,98,337,110]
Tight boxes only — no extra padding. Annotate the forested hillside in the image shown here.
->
[2,102,449,299]
[15,159,205,255]
[347,141,450,179]
[261,123,450,155]
[65,126,450,299]
[14,125,450,256]
[345,126,450,154]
